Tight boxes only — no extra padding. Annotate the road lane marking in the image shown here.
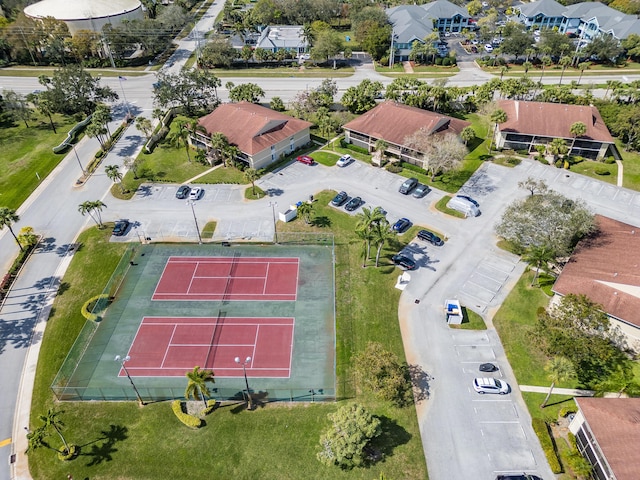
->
[0,438,11,447]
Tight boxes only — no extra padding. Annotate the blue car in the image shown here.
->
[392,218,412,233]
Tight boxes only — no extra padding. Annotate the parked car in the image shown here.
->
[473,377,509,395]
[399,177,418,194]
[412,184,431,198]
[479,363,498,372]
[392,218,412,233]
[484,44,493,53]
[336,154,353,167]
[344,196,362,212]
[112,220,130,237]
[296,155,314,165]
[188,187,203,200]
[331,191,349,206]
[392,254,417,270]
[175,185,191,199]
[417,230,444,246]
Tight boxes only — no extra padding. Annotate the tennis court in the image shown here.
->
[153,256,299,301]
[123,316,294,377]
[52,241,336,403]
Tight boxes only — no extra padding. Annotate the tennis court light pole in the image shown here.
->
[114,355,144,406]
[187,200,203,244]
[268,201,278,244]
[235,356,253,410]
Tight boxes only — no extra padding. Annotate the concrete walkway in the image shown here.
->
[519,385,595,396]
[616,160,624,187]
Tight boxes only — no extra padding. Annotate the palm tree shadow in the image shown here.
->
[80,424,128,467]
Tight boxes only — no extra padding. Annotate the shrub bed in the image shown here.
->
[171,400,202,428]
[80,294,109,322]
[532,418,562,473]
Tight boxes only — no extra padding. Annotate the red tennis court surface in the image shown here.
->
[152,256,299,301]
[120,316,294,377]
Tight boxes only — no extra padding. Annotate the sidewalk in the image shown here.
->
[519,385,595,396]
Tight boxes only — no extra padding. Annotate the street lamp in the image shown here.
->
[72,144,87,176]
[388,29,399,69]
[187,200,203,244]
[114,355,144,406]
[117,75,131,117]
[234,356,252,410]
[268,201,278,244]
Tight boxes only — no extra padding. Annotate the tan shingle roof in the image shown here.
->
[342,101,470,146]
[197,102,312,155]
[575,397,640,480]
[497,100,614,144]
[553,215,640,327]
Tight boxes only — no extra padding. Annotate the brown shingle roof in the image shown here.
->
[553,215,640,327]
[497,100,614,143]
[575,397,640,480]
[197,102,312,155]
[342,101,470,146]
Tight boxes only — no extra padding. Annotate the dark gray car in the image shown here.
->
[399,177,418,194]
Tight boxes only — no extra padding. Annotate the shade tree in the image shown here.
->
[495,190,594,256]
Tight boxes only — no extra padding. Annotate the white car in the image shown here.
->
[188,187,203,200]
[473,377,509,395]
[484,44,494,53]
[336,154,353,167]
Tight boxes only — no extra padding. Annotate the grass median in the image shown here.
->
[28,192,427,479]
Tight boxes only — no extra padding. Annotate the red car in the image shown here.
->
[296,155,314,165]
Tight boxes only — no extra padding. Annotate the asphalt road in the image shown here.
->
[3,14,640,480]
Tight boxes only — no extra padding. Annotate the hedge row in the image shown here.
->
[202,399,217,415]
[399,161,427,175]
[171,400,202,428]
[532,418,562,473]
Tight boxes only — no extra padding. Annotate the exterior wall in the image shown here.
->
[610,317,640,353]
[251,129,310,169]
[344,129,426,167]
[519,13,564,29]
[435,15,470,32]
[496,130,614,160]
[569,415,615,480]
[27,8,143,35]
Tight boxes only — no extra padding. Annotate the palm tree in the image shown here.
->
[372,220,395,267]
[522,61,532,79]
[105,164,124,193]
[223,145,242,168]
[185,366,215,409]
[209,132,230,166]
[135,116,153,141]
[558,56,572,85]
[577,62,590,86]
[548,138,568,161]
[355,207,386,260]
[301,24,315,49]
[296,201,314,224]
[569,121,587,154]
[0,206,22,251]
[25,426,52,454]
[355,228,373,268]
[539,55,552,84]
[541,357,575,408]
[39,409,70,453]
[244,167,259,196]
[78,200,107,228]
[168,119,193,162]
[522,244,555,286]
[461,126,475,146]
[489,108,507,153]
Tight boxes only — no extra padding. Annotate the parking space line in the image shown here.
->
[479,421,519,424]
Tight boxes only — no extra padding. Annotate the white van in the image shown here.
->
[447,196,480,217]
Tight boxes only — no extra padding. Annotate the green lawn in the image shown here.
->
[449,307,487,330]
[492,270,559,387]
[28,192,427,479]
[0,114,78,210]
[567,159,617,184]
[618,141,640,190]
